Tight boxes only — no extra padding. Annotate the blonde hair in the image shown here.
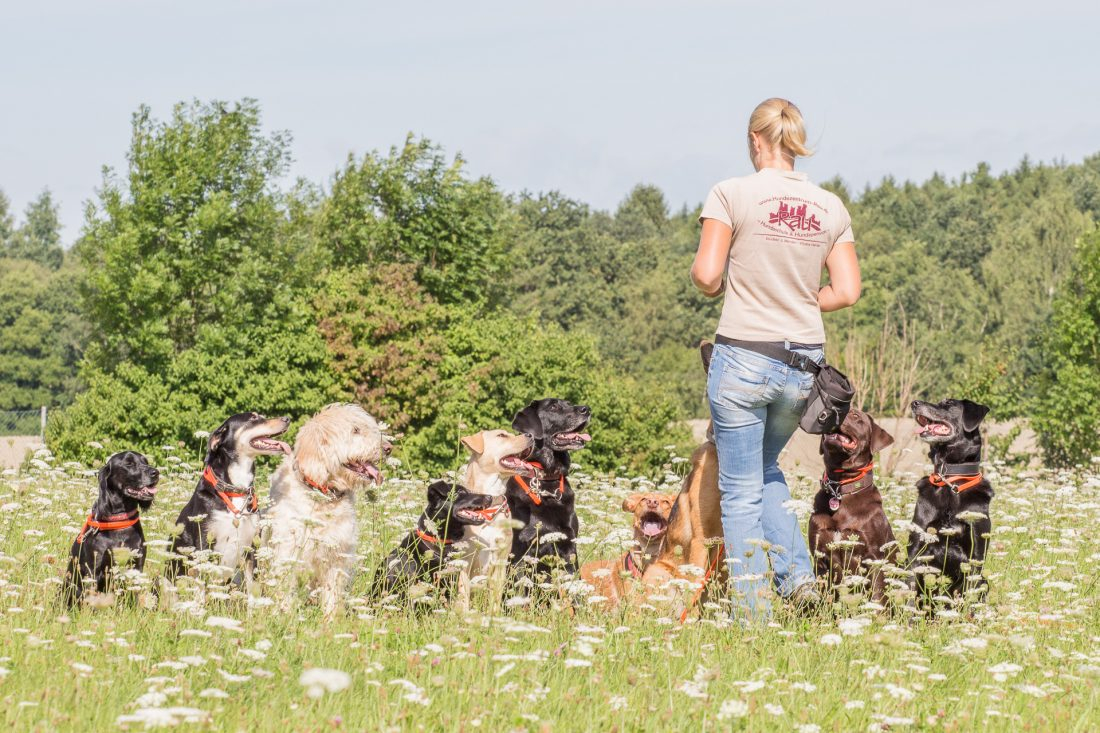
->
[747,98,813,164]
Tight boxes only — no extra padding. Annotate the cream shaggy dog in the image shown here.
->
[265,403,387,618]
[453,429,539,613]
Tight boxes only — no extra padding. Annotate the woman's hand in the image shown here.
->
[691,219,733,297]
[818,241,861,312]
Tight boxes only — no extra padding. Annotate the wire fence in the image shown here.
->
[0,408,47,437]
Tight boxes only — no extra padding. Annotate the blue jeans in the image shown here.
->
[706,342,821,619]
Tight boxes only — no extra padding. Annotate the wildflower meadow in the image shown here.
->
[1,445,1096,731]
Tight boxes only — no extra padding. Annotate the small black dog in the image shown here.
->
[374,480,508,601]
[63,451,159,606]
[506,398,591,585]
[908,398,992,605]
[165,412,290,587]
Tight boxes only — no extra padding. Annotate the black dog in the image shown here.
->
[908,398,992,605]
[63,451,159,606]
[374,480,508,602]
[165,412,290,587]
[506,398,591,586]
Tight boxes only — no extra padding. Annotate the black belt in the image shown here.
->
[714,335,823,374]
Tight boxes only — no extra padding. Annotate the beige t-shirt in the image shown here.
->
[699,168,854,343]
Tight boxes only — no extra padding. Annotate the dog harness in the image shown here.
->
[821,462,875,512]
[512,462,565,505]
[75,509,140,544]
[202,465,259,522]
[929,462,984,493]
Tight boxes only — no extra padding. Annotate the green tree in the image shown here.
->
[0,258,85,409]
[1033,228,1100,467]
[77,99,297,373]
[5,189,63,269]
[316,136,511,304]
[0,189,14,249]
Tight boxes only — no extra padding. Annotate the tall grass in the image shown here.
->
[1,447,1097,731]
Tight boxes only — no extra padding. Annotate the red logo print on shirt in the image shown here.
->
[768,202,821,233]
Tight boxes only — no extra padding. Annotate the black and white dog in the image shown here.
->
[374,480,507,603]
[62,451,159,606]
[908,398,993,605]
[165,412,290,589]
[506,398,591,585]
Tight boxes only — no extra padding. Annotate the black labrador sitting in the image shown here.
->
[908,398,993,606]
[165,412,290,588]
[374,480,507,603]
[62,451,159,606]
[506,398,591,588]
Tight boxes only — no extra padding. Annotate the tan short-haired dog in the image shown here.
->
[580,492,674,608]
[265,403,388,618]
[454,429,538,612]
[642,344,727,614]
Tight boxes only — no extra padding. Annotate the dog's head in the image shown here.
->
[511,398,591,476]
[511,398,591,452]
[623,492,675,545]
[820,409,894,471]
[99,451,159,510]
[911,398,989,463]
[425,481,507,530]
[460,429,540,479]
[294,403,387,491]
[207,412,291,464]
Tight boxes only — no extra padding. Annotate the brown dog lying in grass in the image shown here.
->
[641,343,726,611]
[809,409,898,605]
[580,492,674,608]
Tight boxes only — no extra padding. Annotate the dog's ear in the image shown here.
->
[511,402,544,439]
[960,400,990,432]
[207,420,231,456]
[869,418,895,454]
[700,341,714,374]
[818,435,825,455]
[427,481,453,504]
[622,493,642,513]
[98,460,113,490]
[460,433,485,456]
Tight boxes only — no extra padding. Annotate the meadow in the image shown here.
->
[1,445,1097,732]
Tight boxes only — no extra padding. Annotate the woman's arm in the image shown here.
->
[691,219,734,297]
[818,241,861,312]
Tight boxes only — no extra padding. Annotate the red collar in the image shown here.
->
[623,551,644,579]
[76,509,140,544]
[202,465,258,514]
[822,462,874,494]
[513,463,564,506]
[469,500,510,523]
[416,528,452,546]
[929,471,984,493]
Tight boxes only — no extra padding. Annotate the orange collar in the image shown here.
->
[822,462,874,495]
[76,510,140,544]
[929,471,984,493]
[294,463,338,499]
[202,465,258,514]
[416,528,453,546]
[513,463,564,506]
[469,500,510,523]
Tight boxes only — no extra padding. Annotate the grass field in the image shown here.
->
[1,446,1097,732]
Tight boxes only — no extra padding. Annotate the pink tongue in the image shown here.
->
[364,464,383,486]
[642,521,663,537]
[275,440,292,455]
[577,433,591,442]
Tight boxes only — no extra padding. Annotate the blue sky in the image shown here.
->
[2,1,1097,242]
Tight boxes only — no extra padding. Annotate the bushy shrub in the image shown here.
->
[1033,228,1100,467]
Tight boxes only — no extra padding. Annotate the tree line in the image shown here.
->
[1,99,1097,468]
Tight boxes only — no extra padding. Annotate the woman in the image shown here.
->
[691,98,861,619]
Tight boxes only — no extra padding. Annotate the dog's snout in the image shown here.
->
[578,405,591,416]
[382,441,393,456]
